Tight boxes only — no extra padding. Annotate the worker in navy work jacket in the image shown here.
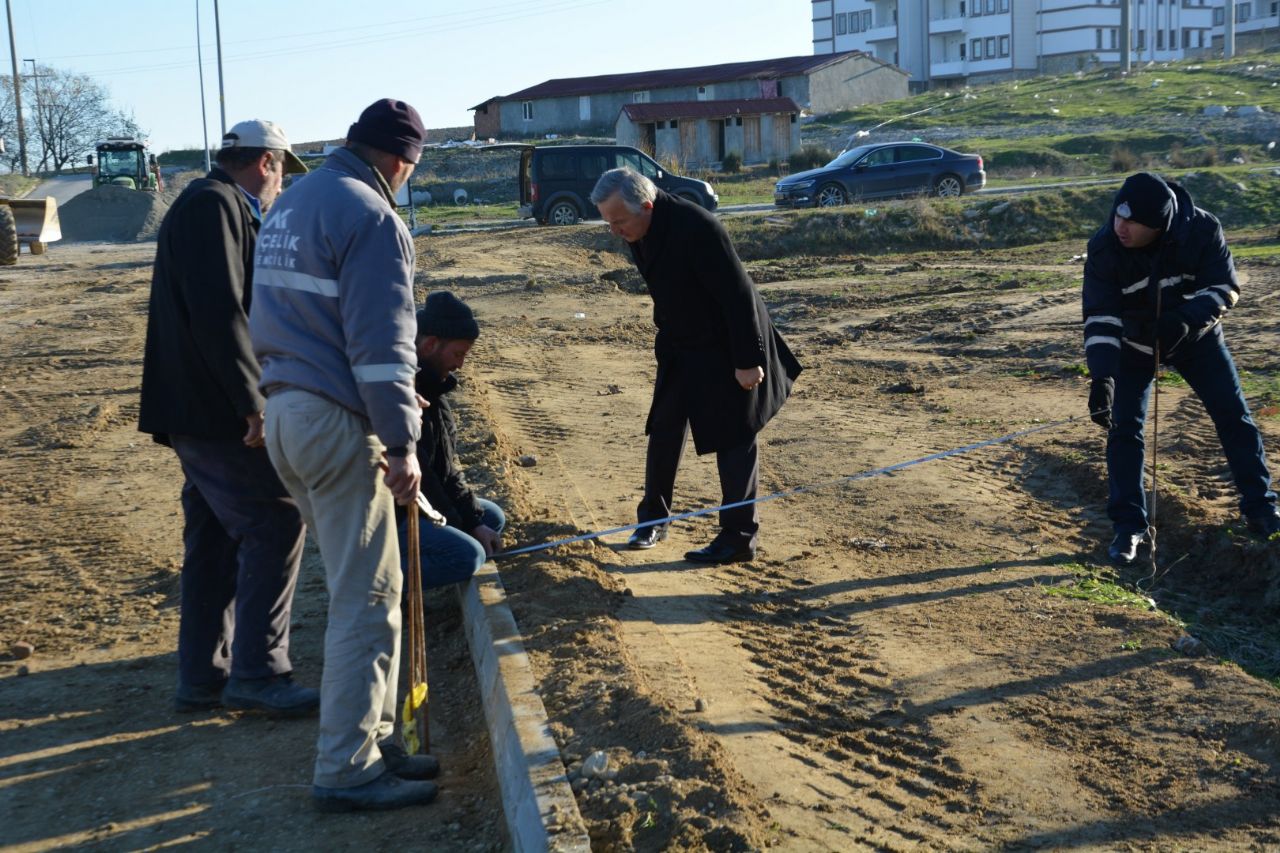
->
[1082,171,1280,565]
[590,167,802,565]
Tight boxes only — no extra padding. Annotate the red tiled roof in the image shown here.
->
[620,97,800,122]
[494,51,892,103]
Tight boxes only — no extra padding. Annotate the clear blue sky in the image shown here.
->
[7,0,813,153]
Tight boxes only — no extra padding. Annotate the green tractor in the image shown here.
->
[89,138,164,191]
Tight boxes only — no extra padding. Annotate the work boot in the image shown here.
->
[313,771,438,813]
[222,674,319,718]
[1246,509,1280,540]
[380,739,440,780]
[1108,531,1146,566]
[173,679,225,713]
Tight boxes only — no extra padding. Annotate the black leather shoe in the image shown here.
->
[223,674,319,718]
[684,540,755,565]
[313,771,438,813]
[1246,510,1280,539]
[380,740,440,780]
[174,680,225,713]
[627,525,668,549]
[1108,531,1146,565]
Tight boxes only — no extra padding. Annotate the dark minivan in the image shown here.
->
[519,145,718,226]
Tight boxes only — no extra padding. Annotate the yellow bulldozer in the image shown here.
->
[0,196,61,265]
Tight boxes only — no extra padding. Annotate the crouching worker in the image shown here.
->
[401,291,505,585]
[1083,171,1280,565]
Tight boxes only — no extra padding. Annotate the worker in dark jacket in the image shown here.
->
[1083,171,1280,564]
[138,120,317,715]
[399,291,504,586]
[590,167,802,564]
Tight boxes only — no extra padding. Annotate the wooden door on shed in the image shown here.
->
[743,116,762,163]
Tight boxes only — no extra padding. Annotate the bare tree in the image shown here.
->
[0,75,19,173]
[26,65,143,172]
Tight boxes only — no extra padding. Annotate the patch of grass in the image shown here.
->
[1232,243,1280,260]
[1043,563,1157,610]
[1157,371,1188,387]
[0,174,40,197]
[1239,370,1280,408]
[406,202,521,226]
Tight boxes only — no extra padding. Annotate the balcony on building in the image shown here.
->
[865,23,898,42]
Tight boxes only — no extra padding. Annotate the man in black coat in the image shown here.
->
[399,291,505,586]
[1083,171,1280,564]
[138,120,318,715]
[591,167,802,564]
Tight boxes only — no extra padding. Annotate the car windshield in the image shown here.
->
[826,145,877,169]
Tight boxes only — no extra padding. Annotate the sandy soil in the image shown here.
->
[0,244,504,851]
[3,222,1280,851]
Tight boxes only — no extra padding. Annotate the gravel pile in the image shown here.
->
[57,185,170,243]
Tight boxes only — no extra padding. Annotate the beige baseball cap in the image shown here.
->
[221,119,308,174]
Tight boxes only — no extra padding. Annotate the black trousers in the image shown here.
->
[170,435,305,687]
[637,373,760,548]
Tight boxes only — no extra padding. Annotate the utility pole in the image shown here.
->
[24,58,44,171]
[1119,0,1131,72]
[214,0,226,135]
[4,0,27,176]
[196,0,211,172]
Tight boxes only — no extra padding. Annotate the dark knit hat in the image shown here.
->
[417,291,479,340]
[1113,172,1176,231]
[347,98,427,164]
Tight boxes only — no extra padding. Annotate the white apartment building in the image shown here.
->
[812,1,1279,89]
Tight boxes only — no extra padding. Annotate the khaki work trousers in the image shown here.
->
[264,389,401,789]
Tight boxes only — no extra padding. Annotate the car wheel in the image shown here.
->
[816,184,846,208]
[548,200,580,226]
[934,175,963,198]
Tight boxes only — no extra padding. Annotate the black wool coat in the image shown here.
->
[404,370,484,532]
[630,191,802,455]
[138,168,263,445]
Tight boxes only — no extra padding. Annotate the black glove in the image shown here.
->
[1157,312,1190,356]
[1089,376,1114,430]
[1121,314,1155,346]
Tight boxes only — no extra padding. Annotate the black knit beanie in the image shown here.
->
[347,98,427,164]
[417,291,479,341]
[1113,172,1176,231]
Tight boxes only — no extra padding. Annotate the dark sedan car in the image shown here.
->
[774,142,985,208]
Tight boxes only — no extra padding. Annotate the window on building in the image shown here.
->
[985,0,995,12]
[579,96,590,121]
[862,11,872,30]
[1213,8,1224,24]
[1237,3,1251,21]
[1097,28,1103,49]
[1157,28,1164,49]
[1110,28,1118,49]
[959,1,966,15]
[837,13,848,35]
[971,38,982,58]
[999,35,1010,56]
[984,36,996,57]
[632,91,650,104]
[1137,29,1146,49]
[998,0,1009,11]
[959,42,966,59]
[521,101,533,121]
[1168,29,1175,48]
[1182,28,1191,48]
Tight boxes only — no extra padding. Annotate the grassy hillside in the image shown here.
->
[815,56,1280,130]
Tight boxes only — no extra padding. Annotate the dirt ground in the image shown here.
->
[3,220,1280,851]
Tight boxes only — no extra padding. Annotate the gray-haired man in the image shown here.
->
[591,167,802,564]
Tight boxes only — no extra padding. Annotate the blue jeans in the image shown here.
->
[1107,324,1276,534]
[398,499,505,588]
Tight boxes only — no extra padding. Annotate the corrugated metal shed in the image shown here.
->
[619,97,800,122]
